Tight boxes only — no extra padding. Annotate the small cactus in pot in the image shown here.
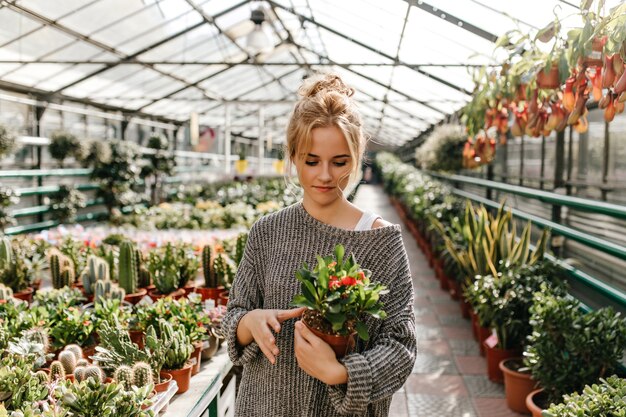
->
[50,360,66,381]
[132,362,154,389]
[58,350,77,375]
[0,284,12,301]
[114,365,134,391]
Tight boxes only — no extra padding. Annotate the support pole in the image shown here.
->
[602,121,610,201]
[224,104,231,175]
[258,107,265,175]
[540,135,546,190]
[566,127,574,196]
[35,105,46,223]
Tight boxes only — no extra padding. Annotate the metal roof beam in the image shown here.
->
[266,0,470,96]
[0,60,497,67]
[402,0,498,43]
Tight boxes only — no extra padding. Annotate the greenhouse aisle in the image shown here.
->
[352,185,524,417]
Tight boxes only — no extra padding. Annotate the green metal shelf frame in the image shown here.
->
[452,187,626,309]
[427,171,626,220]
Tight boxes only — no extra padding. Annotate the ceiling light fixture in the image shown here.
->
[246,7,273,55]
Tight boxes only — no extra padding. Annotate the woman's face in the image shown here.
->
[295,125,353,207]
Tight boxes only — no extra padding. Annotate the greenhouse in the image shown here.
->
[0,0,625,416]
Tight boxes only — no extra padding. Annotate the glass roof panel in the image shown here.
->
[99,1,203,56]
[0,25,76,62]
[2,63,75,87]
[34,64,107,91]
[153,64,229,84]
[15,0,100,21]
[306,0,408,58]
[0,7,42,46]
[56,0,147,36]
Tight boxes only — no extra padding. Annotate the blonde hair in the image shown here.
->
[286,73,365,189]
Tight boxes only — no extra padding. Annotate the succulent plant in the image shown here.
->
[114,365,134,391]
[50,360,66,380]
[214,253,236,288]
[234,232,248,267]
[118,241,138,295]
[76,358,89,368]
[74,365,87,382]
[135,248,151,289]
[59,350,77,374]
[23,327,49,353]
[132,362,153,389]
[64,344,84,361]
[0,284,13,301]
[161,321,193,371]
[0,236,12,271]
[81,255,109,296]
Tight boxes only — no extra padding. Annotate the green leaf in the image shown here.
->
[301,280,318,304]
[356,321,369,341]
[334,244,344,266]
[580,0,593,10]
[535,20,558,43]
[290,295,316,309]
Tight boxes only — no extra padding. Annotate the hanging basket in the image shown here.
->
[536,65,560,89]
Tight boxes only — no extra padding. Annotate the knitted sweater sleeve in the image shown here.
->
[222,223,263,366]
[327,238,416,415]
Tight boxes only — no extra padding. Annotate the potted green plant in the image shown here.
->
[160,320,193,394]
[523,289,626,415]
[290,244,388,358]
[47,185,87,225]
[542,375,626,416]
[48,307,95,352]
[117,241,148,305]
[0,124,16,160]
[146,243,186,300]
[415,124,467,172]
[0,236,34,302]
[0,187,18,233]
[49,131,80,168]
[140,134,175,206]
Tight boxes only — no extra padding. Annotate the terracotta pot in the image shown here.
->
[32,279,42,291]
[129,329,145,349]
[477,325,491,356]
[439,271,450,291]
[500,358,537,414]
[82,344,97,360]
[155,372,172,393]
[191,341,203,375]
[516,83,528,101]
[183,281,197,295]
[582,36,604,67]
[164,363,192,394]
[526,389,547,417]
[303,319,355,358]
[218,290,229,306]
[195,286,224,305]
[484,339,521,383]
[537,65,560,89]
[124,288,148,305]
[84,293,94,304]
[148,288,185,302]
[469,309,479,341]
[13,287,34,303]
[66,374,75,383]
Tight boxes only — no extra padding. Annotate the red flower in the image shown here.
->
[340,276,357,286]
[358,271,366,281]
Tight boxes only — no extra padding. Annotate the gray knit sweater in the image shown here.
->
[223,202,416,417]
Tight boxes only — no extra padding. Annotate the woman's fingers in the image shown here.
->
[268,315,281,333]
[277,307,306,322]
[295,320,318,346]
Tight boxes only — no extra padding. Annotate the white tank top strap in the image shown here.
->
[354,211,381,231]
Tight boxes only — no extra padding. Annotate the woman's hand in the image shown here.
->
[294,321,349,385]
[237,307,305,364]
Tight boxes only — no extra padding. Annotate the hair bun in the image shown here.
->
[299,73,355,98]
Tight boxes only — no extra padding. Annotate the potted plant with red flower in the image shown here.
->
[291,244,388,358]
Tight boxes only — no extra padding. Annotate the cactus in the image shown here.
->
[50,360,66,380]
[214,253,236,288]
[202,245,217,288]
[76,358,89,368]
[110,285,125,301]
[64,344,83,361]
[83,364,104,383]
[0,236,12,271]
[161,321,193,370]
[234,233,248,267]
[82,255,109,295]
[23,327,49,353]
[94,278,125,303]
[74,366,86,382]
[34,370,49,384]
[49,249,74,289]
[0,284,13,301]
[115,365,134,391]
[138,266,151,289]
[118,241,138,295]
[58,350,77,375]
[132,362,154,389]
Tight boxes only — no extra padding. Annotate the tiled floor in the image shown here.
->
[353,184,525,417]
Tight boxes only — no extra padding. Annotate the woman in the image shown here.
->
[222,73,416,416]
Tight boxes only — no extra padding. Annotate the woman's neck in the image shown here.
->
[301,195,361,230]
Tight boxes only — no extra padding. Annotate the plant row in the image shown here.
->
[377,152,626,416]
